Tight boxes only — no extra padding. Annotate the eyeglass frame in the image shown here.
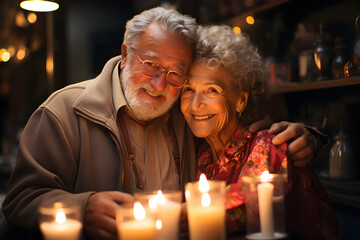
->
[130,48,188,88]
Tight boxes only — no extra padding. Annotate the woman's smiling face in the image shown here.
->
[181,62,246,139]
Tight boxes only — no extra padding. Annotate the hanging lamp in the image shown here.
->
[20,0,59,12]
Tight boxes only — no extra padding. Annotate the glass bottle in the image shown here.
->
[332,37,349,79]
[329,132,356,180]
[344,15,360,77]
[314,24,332,81]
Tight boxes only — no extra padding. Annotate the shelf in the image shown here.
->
[319,177,360,208]
[270,76,360,94]
[224,0,290,26]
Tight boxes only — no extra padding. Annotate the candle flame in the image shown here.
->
[260,171,273,182]
[201,193,211,207]
[55,210,66,224]
[133,202,146,220]
[149,197,157,209]
[199,174,210,193]
[185,190,190,199]
[156,219,162,230]
[156,190,166,205]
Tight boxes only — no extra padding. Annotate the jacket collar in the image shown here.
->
[73,56,125,128]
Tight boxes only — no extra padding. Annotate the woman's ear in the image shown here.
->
[236,92,249,113]
[120,43,128,69]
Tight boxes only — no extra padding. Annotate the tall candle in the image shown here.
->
[186,174,226,240]
[148,191,182,240]
[257,171,274,238]
[39,210,82,240]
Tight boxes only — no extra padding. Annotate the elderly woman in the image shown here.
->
[181,25,341,239]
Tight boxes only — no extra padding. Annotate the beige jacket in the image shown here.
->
[2,56,197,230]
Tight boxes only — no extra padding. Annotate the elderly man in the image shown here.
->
[2,7,319,240]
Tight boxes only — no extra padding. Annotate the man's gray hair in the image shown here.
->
[124,7,198,50]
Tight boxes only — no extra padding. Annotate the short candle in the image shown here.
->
[40,208,82,240]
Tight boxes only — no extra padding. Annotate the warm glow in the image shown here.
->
[185,190,190,199]
[199,174,210,193]
[260,171,273,182]
[16,12,28,27]
[133,202,146,220]
[233,26,241,34]
[149,197,157,210]
[156,219,162,230]
[8,46,15,57]
[46,57,54,74]
[156,190,166,205]
[17,48,26,60]
[27,12,37,23]
[246,16,255,25]
[55,210,66,224]
[1,51,10,62]
[201,193,211,207]
[20,0,59,12]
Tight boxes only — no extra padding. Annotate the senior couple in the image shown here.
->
[3,6,340,240]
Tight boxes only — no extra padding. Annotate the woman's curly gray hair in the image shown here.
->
[195,25,269,124]
[124,7,198,52]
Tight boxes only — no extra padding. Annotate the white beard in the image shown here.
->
[120,63,179,121]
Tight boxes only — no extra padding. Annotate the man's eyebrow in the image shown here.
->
[144,52,186,72]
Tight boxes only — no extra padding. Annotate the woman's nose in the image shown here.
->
[190,92,206,110]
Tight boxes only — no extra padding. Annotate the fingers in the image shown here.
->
[268,121,290,135]
[109,191,134,205]
[84,212,118,240]
[271,122,303,145]
[249,118,273,133]
[270,122,317,168]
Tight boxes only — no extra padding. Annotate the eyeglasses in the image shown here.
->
[131,49,188,88]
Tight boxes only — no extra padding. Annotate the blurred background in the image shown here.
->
[0,0,359,238]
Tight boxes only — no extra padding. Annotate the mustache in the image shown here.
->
[138,82,166,98]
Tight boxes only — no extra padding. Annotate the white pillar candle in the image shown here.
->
[257,171,275,238]
[153,191,181,240]
[119,218,156,240]
[40,219,82,240]
[117,202,156,240]
[186,174,226,240]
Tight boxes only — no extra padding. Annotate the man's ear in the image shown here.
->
[236,92,249,113]
[120,43,128,69]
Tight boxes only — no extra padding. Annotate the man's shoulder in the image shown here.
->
[40,80,95,110]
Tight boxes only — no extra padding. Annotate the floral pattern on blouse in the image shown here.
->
[196,124,341,239]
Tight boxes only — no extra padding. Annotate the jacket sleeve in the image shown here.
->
[2,107,94,230]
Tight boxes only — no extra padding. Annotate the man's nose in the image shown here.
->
[149,71,167,92]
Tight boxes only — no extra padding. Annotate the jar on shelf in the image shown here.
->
[344,15,360,77]
[332,37,350,79]
[329,132,356,180]
[314,24,332,81]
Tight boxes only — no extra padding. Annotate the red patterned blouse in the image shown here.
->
[196,125,341,240]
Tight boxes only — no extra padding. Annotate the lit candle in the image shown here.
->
[39,209,82,240]
[257,171,275,238]
[147,190,181,240]
[186,174,226,240]
[118,201,156,240]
